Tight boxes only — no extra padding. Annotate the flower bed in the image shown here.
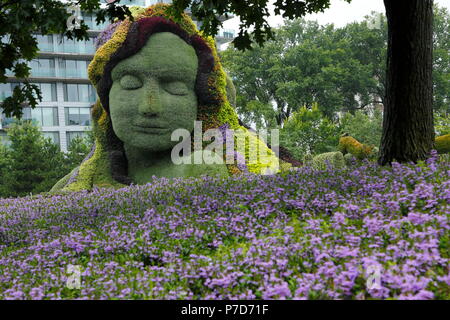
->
[0,155,449,300]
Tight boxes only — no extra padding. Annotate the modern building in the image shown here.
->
[0,0,235,151]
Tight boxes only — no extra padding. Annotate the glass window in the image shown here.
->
[42,107,58,127]
[65,60,77,78]
[79,108,91,126]
[63,36,77,53]
[1,107,57,129]
[64,84,96,102]
[66,107,80,125]
[30,59,55,77]
[85,37,95,54]
[0,108,16,129]
[88,85,96,102]
[65,108,91,126]
[62,60,89,78]
[22,107,32,121]
[28,107,58,127]
[29,60,39,73]
[77,60,88,78]
[82,14,94,30]
[78,84,89,102]
[38,59,49,71]
[64,84,79,101]
[30,108,42,126]
[0,83,12,101]
[37,35,53,52]
[38,83,57,102]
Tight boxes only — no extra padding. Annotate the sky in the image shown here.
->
[223,0,450,31]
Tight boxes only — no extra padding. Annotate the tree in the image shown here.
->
[0,0,132,118]
[222,19,378,127]
[221,40,282,128]
[66,135,93,166]
[0,143,10,196]
[280,103,339,159]
[223,8,449,130]
[339,110,383,148]
[172,0,437,164]
[338,7,449,114]
[1,121,52,196]
[334,13,388,110]
[433,6,450,114]
[378,0,434,165]
[0,121,92,198]
[2,0,440,163]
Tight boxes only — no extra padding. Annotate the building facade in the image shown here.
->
[0,0,235,151]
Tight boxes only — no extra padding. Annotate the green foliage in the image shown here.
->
[280,104,339,160]
[221,18,379,125]
[338,110,383,148]
[339,6,450,114]
[343,153,356,166]
[0,144,10,196]
[433,6,450,113]
[279,161,293,172]
[303,154,313,164]
[311,151,345,170]
[221,40,283,127]
[434,112,450,136]
[0,122,92,198]
[221,7,450,127]
[0,0,132,118]
[67,136,92,166]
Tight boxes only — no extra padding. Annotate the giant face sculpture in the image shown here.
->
[50,4,279,192]
[109,32,198,152]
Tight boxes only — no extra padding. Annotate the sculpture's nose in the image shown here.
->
[138,80,162,116]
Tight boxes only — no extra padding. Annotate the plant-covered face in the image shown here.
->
[109,32,198,151]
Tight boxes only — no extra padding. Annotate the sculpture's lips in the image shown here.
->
[133,123,170,133]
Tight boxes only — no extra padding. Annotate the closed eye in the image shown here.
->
[163,81,189,96]
[120,75,142,90]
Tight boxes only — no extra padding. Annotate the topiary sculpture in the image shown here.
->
[435,134,450,154]
[51,4,279,192]
[338,134,374,160]
[311,151,345,170]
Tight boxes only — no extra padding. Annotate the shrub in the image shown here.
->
[279,161,293,172]
[344,153,357,166]
[435,134,450,154]
[312,151,345,170]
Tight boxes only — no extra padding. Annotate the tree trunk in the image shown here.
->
[379,0,434,165]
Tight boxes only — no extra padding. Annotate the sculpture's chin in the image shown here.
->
[124,138,177,153]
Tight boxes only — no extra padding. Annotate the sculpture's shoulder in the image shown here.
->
[186,150,230,178]
[49,166,80,192]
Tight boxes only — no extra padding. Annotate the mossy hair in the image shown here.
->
[52,3,279,192]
